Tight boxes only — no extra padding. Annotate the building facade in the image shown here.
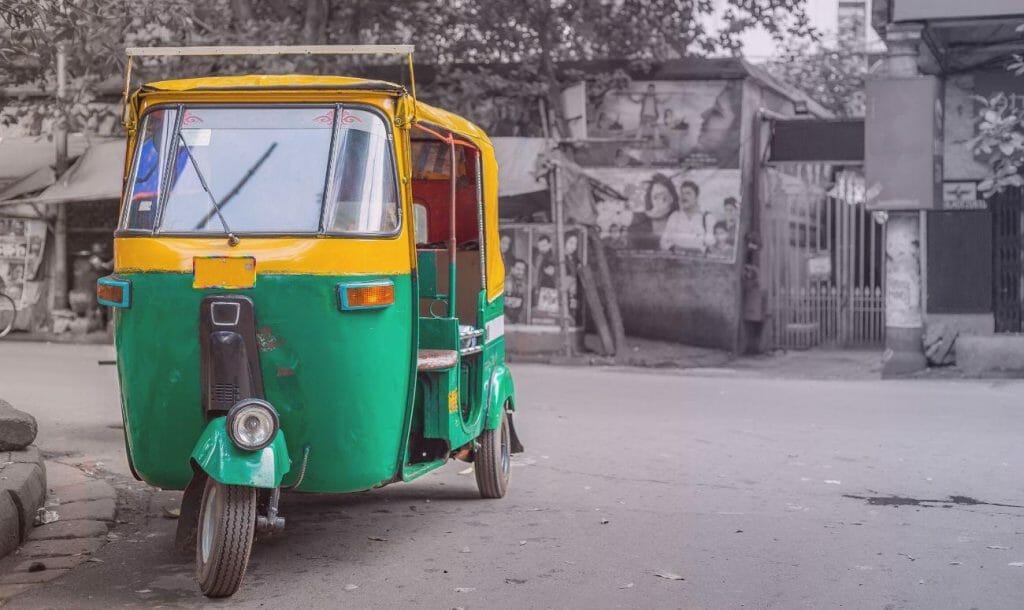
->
[868,0,1024,374]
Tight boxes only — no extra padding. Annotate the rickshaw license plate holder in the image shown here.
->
[193,256,257,289]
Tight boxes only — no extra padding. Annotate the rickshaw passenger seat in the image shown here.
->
[417,349,459,372]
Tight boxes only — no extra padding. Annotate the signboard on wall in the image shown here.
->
[865,76,943,210]
[942,181,987,210]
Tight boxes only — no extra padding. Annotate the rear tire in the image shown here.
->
[475,408,511,499]
[0,294,16,338]
[195,478,256,598]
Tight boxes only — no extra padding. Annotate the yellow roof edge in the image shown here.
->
[141,74,406,93]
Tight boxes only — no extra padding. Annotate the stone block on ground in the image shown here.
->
[0,400,37,451]
[0,494,20,559]
[957,334,1024,376]
[923,322,957,366]
[16,536,104,558]
[1,461,46,541]
[53,498,116,522]
[2,446,41,465]
[52,480,115,504]
[27,519,107,541]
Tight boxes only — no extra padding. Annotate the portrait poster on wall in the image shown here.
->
[0,216,47,319]
[581,80,742,169]
[581,168,742,263]
[499,224,587,327]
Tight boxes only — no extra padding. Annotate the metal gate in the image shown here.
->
[761,163,885,349]
[993,186,1024,333]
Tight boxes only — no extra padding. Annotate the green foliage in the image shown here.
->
[1,0,815,137]
[971,67,1024,196]
[971,23,1024,196]
[766,34,867,118]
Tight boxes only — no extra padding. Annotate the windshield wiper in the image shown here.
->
[192,143,277,232]
[176,132,239,246]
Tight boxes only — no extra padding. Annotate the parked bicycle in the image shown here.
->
[0,290,16,338]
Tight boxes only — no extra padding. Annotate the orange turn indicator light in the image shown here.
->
[96,276,131,308]
[343,283,395,310]
[97,283,123,304]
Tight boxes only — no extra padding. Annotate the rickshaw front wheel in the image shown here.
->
[195,477,257,598]
[475,407,511,499]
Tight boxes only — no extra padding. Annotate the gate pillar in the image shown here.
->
[865,23,936,376]
[881,212,927,375]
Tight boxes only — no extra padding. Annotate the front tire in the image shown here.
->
[195,477,256,598]
[475,408,511,499]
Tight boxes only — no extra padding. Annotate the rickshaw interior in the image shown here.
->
[406,125,489,467]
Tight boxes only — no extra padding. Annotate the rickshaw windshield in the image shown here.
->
[121,105,399,236]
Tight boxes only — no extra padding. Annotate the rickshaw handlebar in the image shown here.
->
[125,45,415,57]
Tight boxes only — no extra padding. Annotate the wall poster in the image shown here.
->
[570,167,742,263]
[0,216,47,317]
[581,80,742,169]
[499,224,587,327]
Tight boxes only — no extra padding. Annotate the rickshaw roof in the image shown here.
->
[142,74,407,94]
[140,74,491,147]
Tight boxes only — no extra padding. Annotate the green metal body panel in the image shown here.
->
[485,363,516,430]
[115,272,415,493]
[416,250,445,299]
[115,268,515,495]
[190,417,291,488]
[480,292,513,429]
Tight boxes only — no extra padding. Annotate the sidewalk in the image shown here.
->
[0,458,117,603]
[511,334,885,380]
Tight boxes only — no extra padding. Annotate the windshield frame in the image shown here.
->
[116,101,402,239]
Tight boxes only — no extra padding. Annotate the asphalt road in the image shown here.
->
[3,342,1024,609]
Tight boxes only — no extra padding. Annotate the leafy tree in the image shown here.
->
[766,33,867,118]
[972,51,1024,196]
[1,0,816,137]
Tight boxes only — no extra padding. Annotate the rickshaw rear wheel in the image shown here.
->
[475,407,511,499]
[195,477,257,598]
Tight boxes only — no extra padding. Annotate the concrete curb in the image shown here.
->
[0,459,117,603]
[0,446,47,560]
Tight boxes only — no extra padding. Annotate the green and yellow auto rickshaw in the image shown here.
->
[98,45,522,597]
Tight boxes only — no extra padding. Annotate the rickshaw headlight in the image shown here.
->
[226,399,279,451]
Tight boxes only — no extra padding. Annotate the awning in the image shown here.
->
[492,137,549,197]
[0,166,56,202]
[0,133,91,189]
[0,139,125,207]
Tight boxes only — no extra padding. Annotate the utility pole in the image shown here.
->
[50,44,69,314]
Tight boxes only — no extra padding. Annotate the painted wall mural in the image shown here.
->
[560,166,742,263]
[581,80,742,169]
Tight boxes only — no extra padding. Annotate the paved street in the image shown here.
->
[2,342,1024,608]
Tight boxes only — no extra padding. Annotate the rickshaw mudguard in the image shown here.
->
[485,363,516,430]
[189,417,291,488]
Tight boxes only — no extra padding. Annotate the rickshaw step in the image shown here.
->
[417,349,459,372]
